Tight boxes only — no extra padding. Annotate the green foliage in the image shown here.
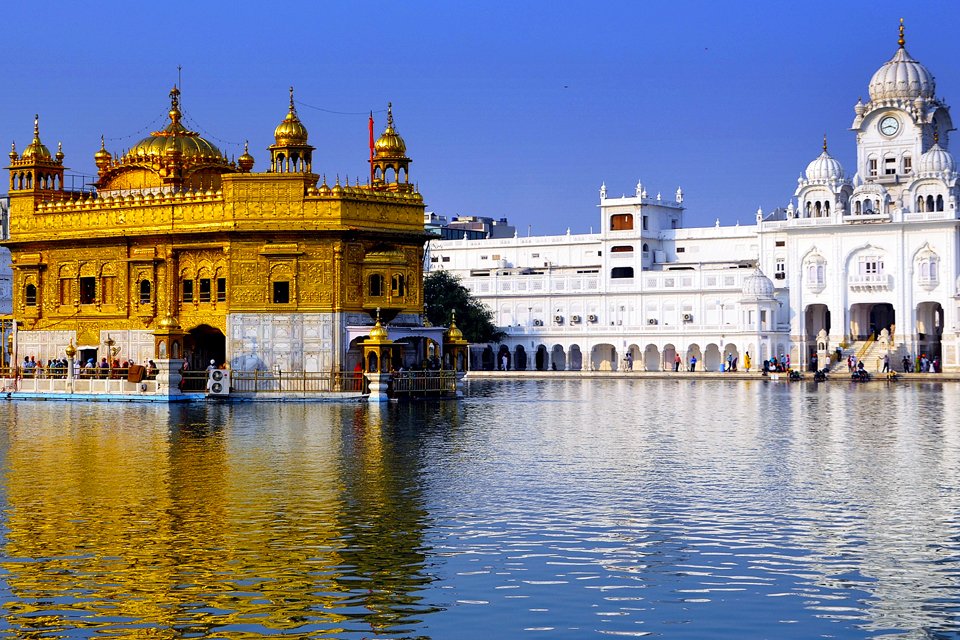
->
[423,270,505,344]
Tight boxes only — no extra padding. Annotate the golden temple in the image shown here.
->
[3,86,432,374]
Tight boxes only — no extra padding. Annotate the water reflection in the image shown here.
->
[0,381,957,638]
[0,401,435,637]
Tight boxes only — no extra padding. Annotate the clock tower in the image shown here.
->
[849,19,954,213]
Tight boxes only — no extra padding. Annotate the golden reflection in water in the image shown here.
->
[0,401,434,637]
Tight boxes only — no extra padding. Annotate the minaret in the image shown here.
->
[371,103,413,192]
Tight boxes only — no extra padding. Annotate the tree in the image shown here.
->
[423,270,505,343]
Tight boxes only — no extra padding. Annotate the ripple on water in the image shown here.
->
[0,381,956,638]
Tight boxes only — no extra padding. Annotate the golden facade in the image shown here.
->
[4,87,428,371]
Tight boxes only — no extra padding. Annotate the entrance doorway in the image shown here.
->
[185,324,226,370]
[849,303,894,340]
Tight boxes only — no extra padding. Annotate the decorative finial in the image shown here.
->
[934,130,940,144]
[898,17,905,48]
[376,306,382,322]
[387,102,394,128]
[100,135,106,150]
[823,133,828,153]
[33,114,40,139]
[169,85,182,125]
[289,86,295,112]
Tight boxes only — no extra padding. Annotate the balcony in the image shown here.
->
[848,273,891,291]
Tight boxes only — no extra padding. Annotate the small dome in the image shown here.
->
[94,135,112,167]
[21,115,52,161]
[919,142,955,174]
[369,317,389,342]
[446,312,465,342]
[274,87,309,146]
[805,147,844,181]
[868,47,935,102]
[158,314,181,330]
[374,103,407,158]
[742,268,775,299]
[238,140,255,172]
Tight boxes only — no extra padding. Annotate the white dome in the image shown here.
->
[742,268,775,299]
[805,150,844,181]
[919,143,955,174]
[868,47,935,102]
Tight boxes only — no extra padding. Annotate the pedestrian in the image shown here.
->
[744,351,751,372]
[625,352,633,371]
[689,354,697,372]
[902,355,910,373]
[882,353,889,373]
[674,353,681,371]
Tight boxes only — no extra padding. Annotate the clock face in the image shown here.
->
[879,116,899,136]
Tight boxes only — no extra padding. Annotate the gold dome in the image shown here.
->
[274,87,309,146]
[446,311,465,342]
[94,135,112,168]
[238,140,255,172]
[9,142,17,162]
[369,308,390,342]
[158,314,181,330]
[21,115,52,161]
[124,87,226,164]
[374,103,407,158]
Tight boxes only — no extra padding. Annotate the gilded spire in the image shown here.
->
[387,101,394,129]
[823,133,828,153]
[289,86,296,114]
[169,85,182,126]
[898,18,905,48]
[934,130,940,144]
[33,114,40,141]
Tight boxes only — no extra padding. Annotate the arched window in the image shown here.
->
[610,267,634,279]
[610,214,634,231]
[611,245,633,253]
[806,201,812,217]
[368,274,384,297]
[863,199,873,214]
[642,243,649,253]
[917,196,925,212]
[814,201,822,217]
[391,274,405,297]
[927,195,935,212]
[139,280,152,304]
[824,201,830,215]
[25,284,37,306]
[936,194,944,211]
[855,200,862,214]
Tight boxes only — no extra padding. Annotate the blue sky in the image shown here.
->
[3,0,959,232]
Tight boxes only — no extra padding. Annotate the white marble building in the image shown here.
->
[427,28,960,373]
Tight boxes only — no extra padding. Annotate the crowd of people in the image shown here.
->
[19,355,158,380]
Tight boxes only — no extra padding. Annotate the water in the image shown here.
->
[0,379,958,638]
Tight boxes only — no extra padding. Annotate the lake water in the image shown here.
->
[0,379,958,638]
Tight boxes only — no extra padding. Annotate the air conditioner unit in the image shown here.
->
[207,369,230,396]
[554,315,564,324]
[533,319,543,326]
[588,314,598,323]
[774,272,786,280]
[571,315,581,324]
[647,318,658,325]
[682,313,693,323]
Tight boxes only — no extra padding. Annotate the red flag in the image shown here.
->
[368,111,375,183]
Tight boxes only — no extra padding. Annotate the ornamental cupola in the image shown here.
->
[371,103,413,193]
[868,20,935,104]
[804,136,846,182]
[268,87,314,173]
[7,114,66,196]
[919,132,956,175]
[237,140,255,172]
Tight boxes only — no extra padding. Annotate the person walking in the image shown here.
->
[674,353,681,372]
[882,353,889,373]
[744,351,751,372]
[689,354,697,372]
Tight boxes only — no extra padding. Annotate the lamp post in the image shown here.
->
[64,339,76,392]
